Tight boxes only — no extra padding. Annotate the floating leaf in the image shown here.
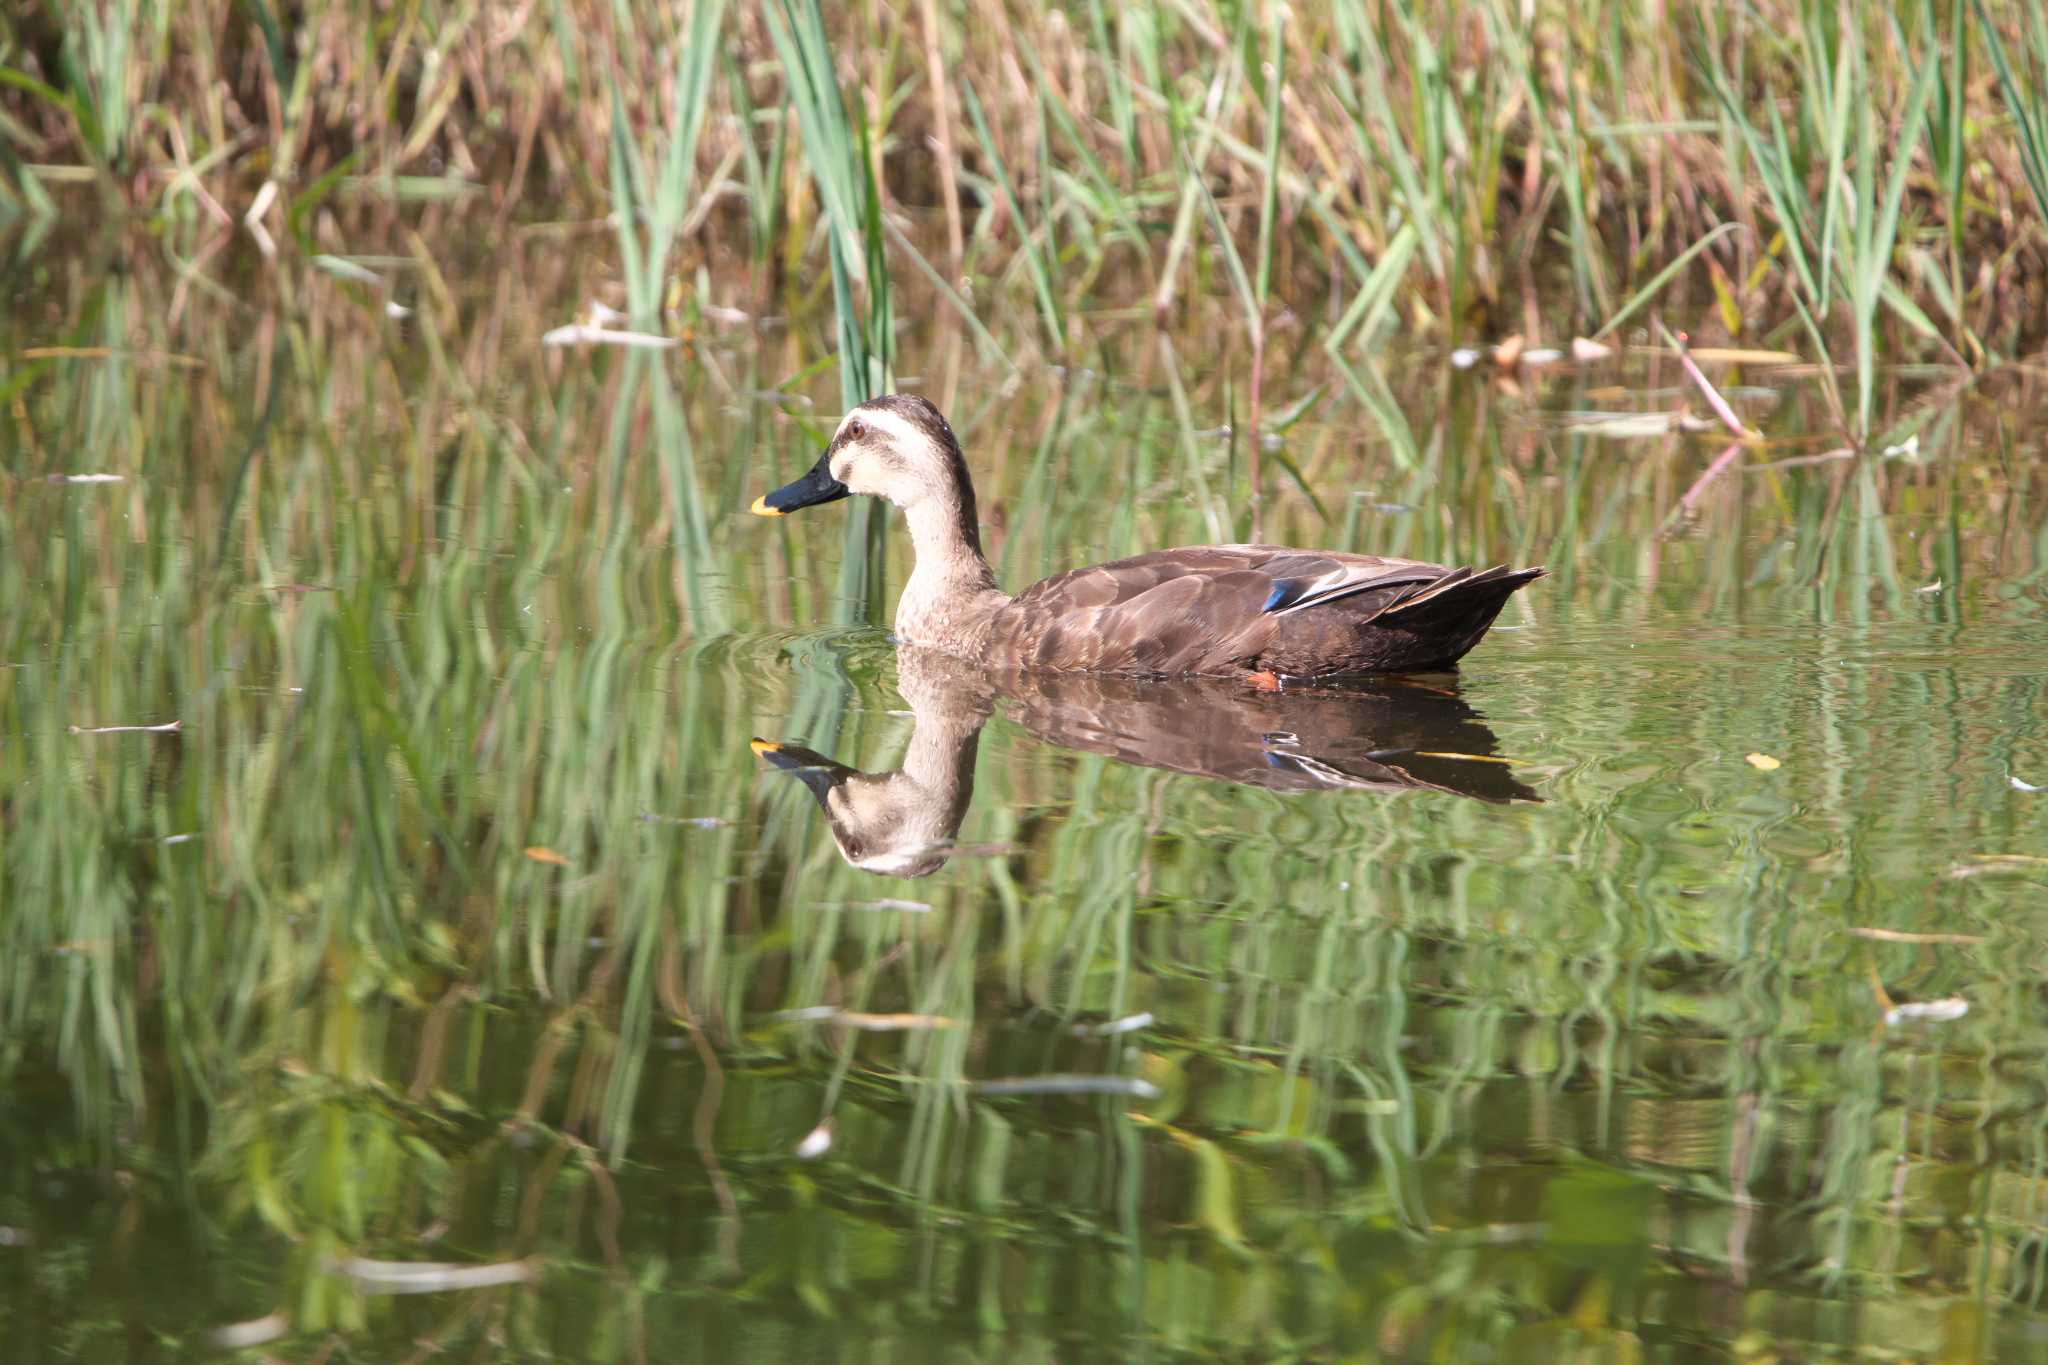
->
[1745,753,1782,771]
[523,846,569,866]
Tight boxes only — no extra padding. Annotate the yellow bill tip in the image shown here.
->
[749,738,781,756]
[749,495,781,517]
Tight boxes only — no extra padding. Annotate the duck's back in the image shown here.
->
[984,545,1541,678]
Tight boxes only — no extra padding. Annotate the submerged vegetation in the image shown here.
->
[3,1,2048,1359]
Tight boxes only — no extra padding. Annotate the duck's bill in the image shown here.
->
[751,453,849,516]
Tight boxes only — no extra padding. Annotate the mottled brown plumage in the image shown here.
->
[754,394,1542,679]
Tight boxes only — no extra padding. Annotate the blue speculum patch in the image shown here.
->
[1262,579,1307,613]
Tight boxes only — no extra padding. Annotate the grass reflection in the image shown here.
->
[0,233,2045,1358]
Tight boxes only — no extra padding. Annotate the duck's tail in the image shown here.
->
[1371,564,1545,627]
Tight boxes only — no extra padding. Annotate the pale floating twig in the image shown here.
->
[1673,346,1801,365]
[1949,854,2048,879]
[977,1074,1161,1099]
[1885,998,1969,1027]
[1845,926,1987,945]
[329,1257,537,1294]
[834,1012,954,1032]
[541,323,678,350]
[1571,337,1613,362]
[1558,411,1718,439]
[1072,1011,1155,1036]
[838,899,932,914]
[384,300,413,320]
[70,719,183,735]
[1915,580,1944,596]
[2010,771,2043,793]
[208,1314,289,1350]
[767,1005,952,1031]
[47,473,125,484]
[771,1006,841,1023]
[161,832,200,846]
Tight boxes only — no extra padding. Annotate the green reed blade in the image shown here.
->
[959,79,1064,353]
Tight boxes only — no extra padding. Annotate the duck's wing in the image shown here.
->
[989,547,1462,674]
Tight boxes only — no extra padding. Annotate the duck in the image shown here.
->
[751,394,1542,680]
[752,648,1536,877]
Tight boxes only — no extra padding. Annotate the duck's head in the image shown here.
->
[751,394,972,518]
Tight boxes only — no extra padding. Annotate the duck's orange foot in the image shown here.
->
[1246,669,1284,692]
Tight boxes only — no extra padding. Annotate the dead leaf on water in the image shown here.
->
[523,846,569,866]
[1745,753,1782,771]
[1570,337,1613,362]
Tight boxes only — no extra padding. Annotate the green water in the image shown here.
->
[3,239,2047,1363]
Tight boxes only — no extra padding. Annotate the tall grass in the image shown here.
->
[601,0,728,633]
[764,0,893,625]
[6,1,2048,448]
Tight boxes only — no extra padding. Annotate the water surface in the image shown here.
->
[2,236,2046,1361]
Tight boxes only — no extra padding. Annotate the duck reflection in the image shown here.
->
[753,650,1536,877]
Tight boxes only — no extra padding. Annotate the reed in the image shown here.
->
[5,0,2047,443]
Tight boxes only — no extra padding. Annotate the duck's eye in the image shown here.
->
[843,419,865,442]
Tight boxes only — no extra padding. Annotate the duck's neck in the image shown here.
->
[893,494,1008,652]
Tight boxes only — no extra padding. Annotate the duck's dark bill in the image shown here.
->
[750,453,849,516]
